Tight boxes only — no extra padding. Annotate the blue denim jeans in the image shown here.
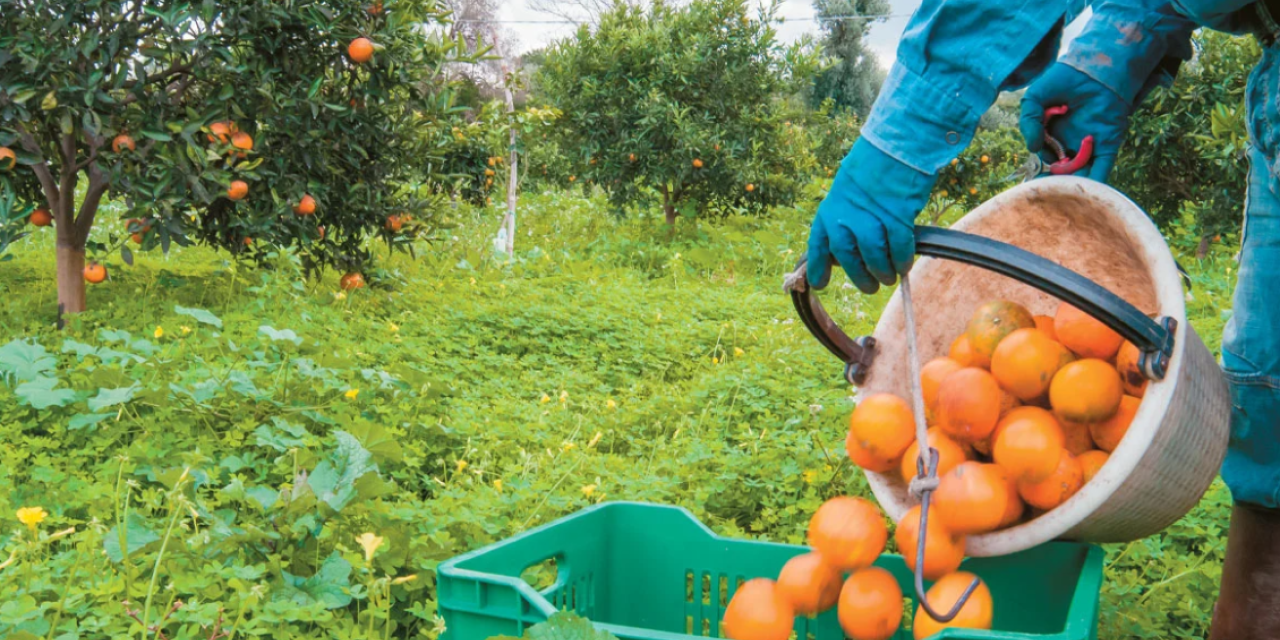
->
[1222,46,1280,507]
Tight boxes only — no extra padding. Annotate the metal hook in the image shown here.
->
[911,447,981,623]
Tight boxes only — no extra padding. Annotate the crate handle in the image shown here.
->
[785,226,1177,383]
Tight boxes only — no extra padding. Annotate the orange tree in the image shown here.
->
[0,0,475,317]
[535,0,820,224]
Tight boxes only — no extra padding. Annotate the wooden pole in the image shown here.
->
[501,73,518,259]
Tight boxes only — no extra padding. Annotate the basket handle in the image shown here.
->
[786,226,1177,382]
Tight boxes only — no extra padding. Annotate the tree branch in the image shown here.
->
[14,124,61,211]
[56,131,78,221]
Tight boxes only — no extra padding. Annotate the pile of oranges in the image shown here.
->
[725,298,1144,640]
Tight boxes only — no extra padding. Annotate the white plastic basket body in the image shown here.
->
[860,177,1230,557]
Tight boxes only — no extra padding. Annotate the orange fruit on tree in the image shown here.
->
[912,572,993,639]
[937,368,1002,443]
[776,552,842,615]
[991,328,1074,401]
[745,183,755,192]
[349,37,375,63]
[340,272,366,291]
[1034,314,1057,340]
[921,357,963,417]
[992,406,1065,482]
[294,194,317,216]
[933,462,1009,534]
[112,133,136,153]
[207,121,234,144]
[568,175,576,182]
[1018,452,1083,510]
[899,427,968,484]
[807,496,887,571]
[965,300,1035,368]
[1090,394,1140,452]
[317,225,326,240]
[998,469,1025,527]
[848,393,916,464]
[1050,359,1122,423]
[846,432,897,472]
[385,214,404,232]
[838,567,903,640]
[723,578,794,640]
[629,153,637,162]
[949,334,977,367]
[227,180,249,201]
[83,262,107,284]
[1054,302,1123,359]
[29,209,52,227]
[0,146,16,170]
[1115,340,1148,398]
[895,504,965,581]
[1079,450,1109,484]
[243,237,254,246]
[230,131,253,156]
[693,158,704,168]
[368,0,384,14]
[1060,417,1095,455]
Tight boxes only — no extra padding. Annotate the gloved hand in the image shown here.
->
[807,139,936,294]
[1019,63,1131,183]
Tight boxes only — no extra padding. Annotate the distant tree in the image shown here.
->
[809,0,888,117]
[528,0,688,25]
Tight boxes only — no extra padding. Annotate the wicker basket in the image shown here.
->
[858,177,1230,557]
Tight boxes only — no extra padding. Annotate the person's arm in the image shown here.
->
[1061,0,1197,106]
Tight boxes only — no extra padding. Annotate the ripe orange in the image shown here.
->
[488,157,498,167]
[848,393,916,464]
[899,427,968,484]
[1018,452,1083,510]
[1079,450,1109,484]
[992,406,1065,482]
[1054,302,1123,359]
[0,146,16,170]
[949,334,977,367]
[921,357,963,418]
[838,567,903,640]
[317,225,326,240]
[385,214,404,232]
[723,579,794,640]
[895,504,965,581]
[913,572,993,639]
[368,0,384,14]
[1060,417,1095,455]
[1090,395,1140,452]
[1034,314,1057,340]
[846,430,896,472]
[1115,340,1148,398]
[745,183,755,192]
[629,153,637,162]
[485,168,495,177]
[934,462,1009,534]
[230,131,253,156]
[83,262,107,284]
[340,272,366,291]
[998,469,1025,527]
[227,180,249,201]
[243,237,254,246]
[776,552,842,615]
[981,155,990,164]
[112,134,136,153]
[991,328,1074,401]
[349,37,375,63]
[1050,359,1122,423]
[29,209,52,227]
[568,175,576,183]
[937,368,1002,443]
[807,497,887,571]
[693,158,704,168]
[294,194,317,216]
[965,300,1035,368]
[207,121,234,144]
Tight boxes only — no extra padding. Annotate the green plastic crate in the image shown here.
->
[438,502,1104,640]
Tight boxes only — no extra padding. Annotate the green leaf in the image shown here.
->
[277,551,353,609]
[492,613,619,640]
[87,385,139,412]
[15,376,77,409]
[103,513,161,563]
[345,421,403,464]
[141,130,172,142]
[259,325,302,345]
[0,339,56,383]
[308,431,378,512]
[254,417,310,452]
[68,412,113,431]
[246,485,280,510]
[175,304,223,328]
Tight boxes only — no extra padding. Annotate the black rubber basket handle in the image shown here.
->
[786,225,1177,384]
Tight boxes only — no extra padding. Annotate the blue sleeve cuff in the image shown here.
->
[861,61,991,175]
[1061,1,1197,105]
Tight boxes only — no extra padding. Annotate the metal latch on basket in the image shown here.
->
[1139,317,1177,381]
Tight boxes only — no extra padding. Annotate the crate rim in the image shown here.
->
[437,501,1106,640]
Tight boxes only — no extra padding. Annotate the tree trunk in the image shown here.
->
[661,184,677,226]
[502,82,518,258]
[56,226,87,321]
[1197,234,1212,260]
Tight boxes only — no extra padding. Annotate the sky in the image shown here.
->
[496,0,1090,71]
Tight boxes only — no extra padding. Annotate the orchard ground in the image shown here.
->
[0,187,1239,638]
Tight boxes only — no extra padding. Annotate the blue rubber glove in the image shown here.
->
[1019,63,1131,183]
[807,139,937,294]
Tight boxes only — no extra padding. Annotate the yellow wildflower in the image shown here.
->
[539,394,550,404]
[733,347,744,357]
[802,470,817,484]
[456,459,468,472]
[581,484,596,498]
[16,507,46,530]
[561,442,576,452]
[712,356,719,364]
[606,399,617,410]
[391,574,417,585]
[180,326,192,335]
[559,390,568,403]
[469,277,476,285]
[355,532,384,563]
[344,388,360,400]
[153,326,164,339]
[389,322,400,332]
[493,479,503,492]
[334,291,347,300]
